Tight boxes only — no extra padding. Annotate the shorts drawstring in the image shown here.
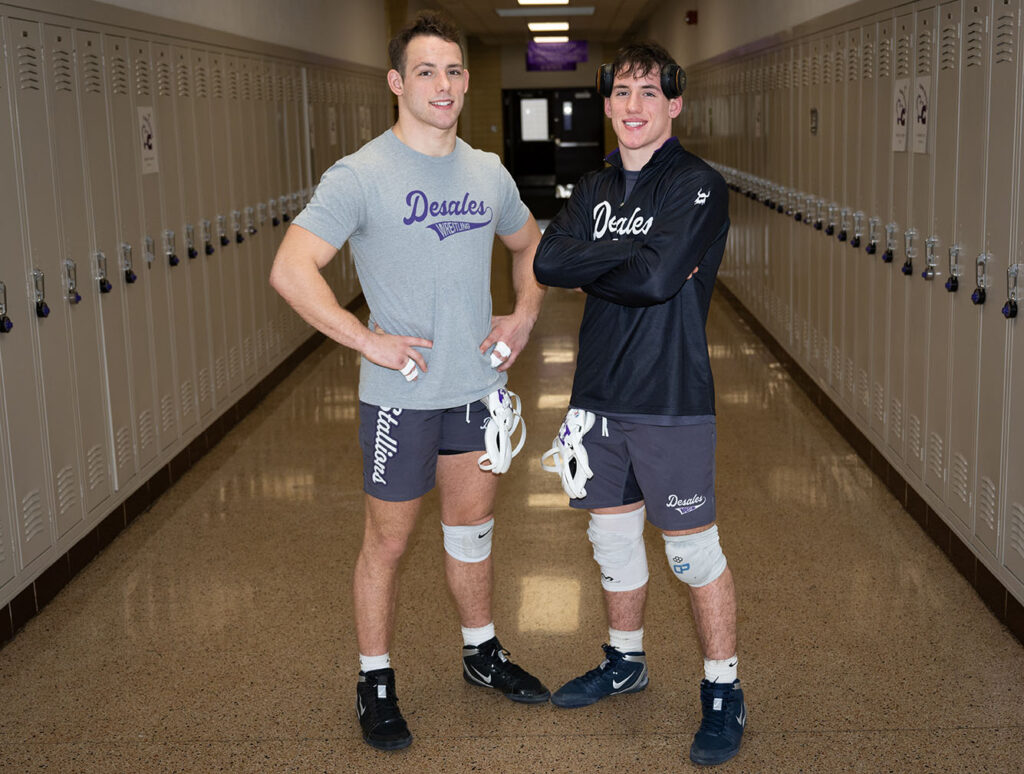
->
[466,403,471,424]
[602,417,609,437]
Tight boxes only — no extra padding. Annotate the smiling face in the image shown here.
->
[604,64,682,170]
[387,34,468,136]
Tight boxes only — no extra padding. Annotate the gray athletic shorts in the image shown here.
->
[570,414,717,531]
[358,401,489,502]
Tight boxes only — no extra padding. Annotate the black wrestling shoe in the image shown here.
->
[462,636,551,703]
[356,668,412,751]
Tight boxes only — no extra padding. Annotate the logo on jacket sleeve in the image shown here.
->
[694,188,710,206]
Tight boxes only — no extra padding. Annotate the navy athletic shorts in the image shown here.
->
[358,401,490,502]
[569,414,717,532]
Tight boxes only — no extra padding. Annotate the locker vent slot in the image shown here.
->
[56,465,78,517]
[229,346,240,381]
[995,13,1016,64]
[22,490,45,543]
[951,452,970,504]
[927,431,944,482]
[194,62,208,99]
[275,73,285,102]
[215,356,227,391]
[809,54,818,86]
[257,328,266,359]
[134,57,151,97]
[908,413,922,462]
[879,38,892,78]
[243,336,253,369]
[198,367,211,405]
[16,44,40,91]
[941,24,959,70]
[0,519,6,565]
[176,61,191,98]
[859,369,870,410]
[890,398,903,441]
[212,62,224,100]
[115,425,132,470]
[1009,504,1024,565]
[863,41,875,79]
[86,444,106,492]
[181,380,194,417]
[874,382,886,426]
[156,59,171,96]
[51,47,73,92]
[917,29,932,76]
[977,476,997,533]
[833,49,843,84]
[845,357,855,396]
[82,51,102,93]
[139,409,155,452]
[160,394,175,434]
[110,55,128,95]
[228,67,239,101]
[896,34,911,78]
[848,44,859,81]
[243,68,254,101]
[822,48,831,84]
[966,20,985,67]
[832,344,842,386]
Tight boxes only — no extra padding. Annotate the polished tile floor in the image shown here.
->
[1,255,1023,773]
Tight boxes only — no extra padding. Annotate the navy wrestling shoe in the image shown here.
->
[356,668,412,751]
[689,679,746,766]
[550,643,648,708]
[462,636,551,703]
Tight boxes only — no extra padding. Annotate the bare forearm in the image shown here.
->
[511,243,545,325]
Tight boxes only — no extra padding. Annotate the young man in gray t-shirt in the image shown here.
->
[270,11,548,752]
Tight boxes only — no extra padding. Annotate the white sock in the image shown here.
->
[462,622,496,647]
[359,653,391,673]
[609,627,644,653]
[704,655,738,684]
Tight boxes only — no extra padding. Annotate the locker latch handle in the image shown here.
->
[825,203,837,236]
[921,236,939,280]
[0,280,12,332]
[1003,264,1020,319]
[246,206,257,235]
[882,222,898,263]
[202,219,215,255]
[851,211,864,248]
[144,236,156,265]
[217,215,230,247]
[945,244,961,292]
[33,268,50,318]
[814,199,824,230]
[803,195,815,227]
[269,198,280,227]
[121,242,137,284]
[291,192,302,217]
[867,216,881,254]
[280,195,291,222]
[164,230,179,266]
[64,258,82,304]
[95,251,113,294]
[257,202,268,228]
[232,210,244,244]
[838,208,850,242]
[972,253,990,305]
[902,228,918,275]
[186,224,198,259]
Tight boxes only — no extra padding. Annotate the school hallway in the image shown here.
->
[0,248,1020,774]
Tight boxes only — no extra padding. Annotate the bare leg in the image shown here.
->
[353,494,422,656]
[593,503,648,633]
[437,452,498,628]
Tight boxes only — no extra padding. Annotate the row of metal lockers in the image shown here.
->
[0,3,391,608]
[681,0,1024,601]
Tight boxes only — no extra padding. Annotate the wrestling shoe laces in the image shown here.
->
[690,679,746,766]
[540,408,596,499]
[478,387,526,474]
[356,668,412,751]
[462,636,550,703]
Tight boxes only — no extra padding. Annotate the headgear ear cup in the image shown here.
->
[596,62,686,99]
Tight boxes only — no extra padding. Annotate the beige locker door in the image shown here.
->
[824,33,845,400]
[948,1,991,531]
[903,3,940,483]
[152,43,197,438]
[75,28,135,492]
[170,45,213,420]
[0,16,53,572]
[855,21,878,425]
[974,0,1020,556]
[795,40,815,369]
[777,46,796,353]
[924,1,963,504]
[267,60,290,358]
[841,27,864,414]
[104,34,159,471]
[42,22,112,520]
[7,16,86,539]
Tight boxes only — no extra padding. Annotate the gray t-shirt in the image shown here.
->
[294,130,530,409]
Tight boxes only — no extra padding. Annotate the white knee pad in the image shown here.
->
[662,525,727,588]
[442,519,494,563]
[587,507,649,592]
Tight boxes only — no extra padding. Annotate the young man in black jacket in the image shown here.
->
[533,42,745,766]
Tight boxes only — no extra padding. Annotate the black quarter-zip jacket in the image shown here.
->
[533,137,729,417]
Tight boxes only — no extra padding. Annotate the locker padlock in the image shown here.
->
[186,224,198,259]
[838,208,850,242]
[0,281,12,332]
[851,211,864,248]
[164,230,179,266]
[825,204,837,236]
[921,236,939,280]
[945,244,961,292]
[866,216,880,255]
[33,268,50,317]
[64,259,82,304]
[1003,264,1020,319]
[882,222,898,263]
[972,253,990,305]
[95,251,113,294]
[901,228,917,276]
[121,243,137,284]
[246,206,257,235]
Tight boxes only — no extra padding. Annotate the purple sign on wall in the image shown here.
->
[526,40,589,71]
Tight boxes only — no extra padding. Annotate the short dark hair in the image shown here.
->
[387,10,464,77]
[611,41,677,82]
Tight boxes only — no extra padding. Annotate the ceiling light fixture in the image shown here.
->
[533,35,569,43]
[528,21,569,31]
[518,0,569,5]
[497,7,594,18]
